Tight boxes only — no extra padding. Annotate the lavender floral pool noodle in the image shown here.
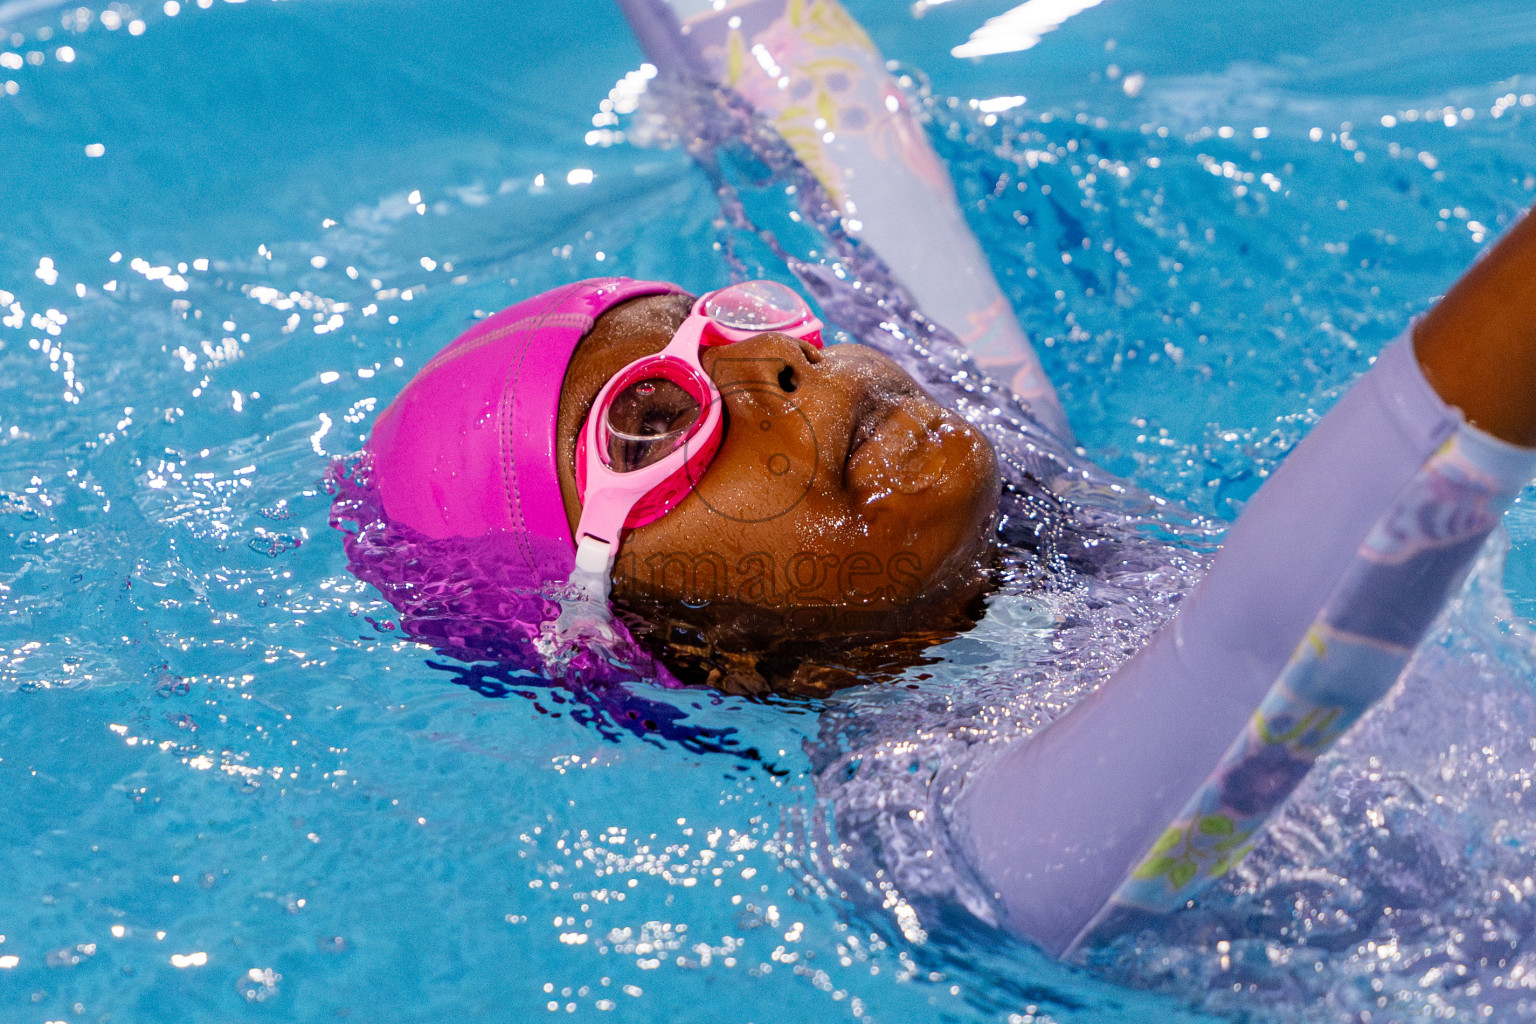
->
[954,333,1536,954]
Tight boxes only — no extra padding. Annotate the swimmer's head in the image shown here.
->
[366,277,1000,693]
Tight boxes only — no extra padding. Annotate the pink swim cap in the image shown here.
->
[367,276,687,565]
[329,277,692,689]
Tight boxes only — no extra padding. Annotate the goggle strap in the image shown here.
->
[574,534,616,577]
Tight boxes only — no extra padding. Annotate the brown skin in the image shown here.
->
[1415,208,1536,447]
[555,293,1002,694]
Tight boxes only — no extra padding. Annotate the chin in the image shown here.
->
[940,424,1003,551]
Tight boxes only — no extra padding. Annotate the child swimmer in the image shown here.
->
[364,278,1005,694]
[346,0,1536,959]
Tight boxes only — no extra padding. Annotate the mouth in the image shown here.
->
[845,387,899,472]
[840,360,931,463]
[842,382,951,500]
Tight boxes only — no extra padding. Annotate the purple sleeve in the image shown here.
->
[954,333,1536,955]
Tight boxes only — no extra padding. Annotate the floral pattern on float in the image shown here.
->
[643,0,1074,435]
[1366,436,1511,564]
[1092,427,1535,928]
[706,0,951,211]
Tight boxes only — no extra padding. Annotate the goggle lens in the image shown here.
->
[704,279,808,333]
[604,377,702,472]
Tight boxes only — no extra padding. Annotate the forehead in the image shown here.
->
[569,293,693,391]
[557,292,695,457]
[594,292,692,350]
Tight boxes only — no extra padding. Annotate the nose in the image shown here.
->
[690,334,825,523]
[700,332,822,400]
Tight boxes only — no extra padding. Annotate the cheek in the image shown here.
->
[616,481,820,579]
[613,499,860,608]
[609,503,741,599]
[688,397,825,527]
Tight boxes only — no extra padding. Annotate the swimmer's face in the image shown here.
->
[556,294,1000,630]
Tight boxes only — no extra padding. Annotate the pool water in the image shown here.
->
[2,0,1534,1021]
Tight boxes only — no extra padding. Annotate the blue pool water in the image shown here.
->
[2,0,1535,1021]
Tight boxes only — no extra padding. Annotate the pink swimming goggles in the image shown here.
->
[572,280,823,577]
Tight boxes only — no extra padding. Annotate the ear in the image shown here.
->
[705,650,772,696]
